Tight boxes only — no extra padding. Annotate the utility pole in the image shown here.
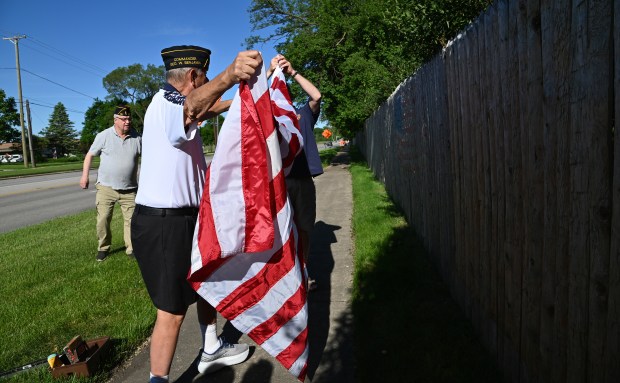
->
[3,35,29,167]
[214,115,219,146]
[25,100,36,167]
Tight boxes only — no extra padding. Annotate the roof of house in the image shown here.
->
[0,143,20,153]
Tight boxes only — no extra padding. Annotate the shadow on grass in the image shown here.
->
[349,149,503,383]
[318,148,340,166]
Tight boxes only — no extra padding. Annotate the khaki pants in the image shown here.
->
[96,184,136,254]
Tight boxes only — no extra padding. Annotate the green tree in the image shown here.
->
[41,102,78,155]
[248,0,491,136]
[200,114,226,147]
[314,128,329,142]
[103,64,165,130]
[0,89,20,143]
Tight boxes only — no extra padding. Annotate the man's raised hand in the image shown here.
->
[226,50,263,83]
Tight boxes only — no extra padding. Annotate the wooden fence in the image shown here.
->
[356,0,619,381]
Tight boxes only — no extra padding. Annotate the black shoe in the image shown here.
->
[96,251,108,262]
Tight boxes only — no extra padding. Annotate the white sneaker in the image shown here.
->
[197,338,250,374]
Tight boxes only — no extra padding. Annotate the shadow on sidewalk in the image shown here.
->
[306,220,354,382]
[330,149,351,166]
[175,348,272,383]
[306,220,339,379]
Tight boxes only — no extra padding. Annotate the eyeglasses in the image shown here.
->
[116,117,131,123]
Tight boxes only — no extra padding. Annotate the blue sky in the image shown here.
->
[0,0,279,135]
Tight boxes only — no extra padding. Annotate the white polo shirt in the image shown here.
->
[135,83,207,208]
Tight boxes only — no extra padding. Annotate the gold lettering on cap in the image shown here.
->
[173,56,197,61]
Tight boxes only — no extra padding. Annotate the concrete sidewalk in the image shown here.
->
[108,151,354,383]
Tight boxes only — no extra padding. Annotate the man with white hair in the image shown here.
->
[80,105,141,261]
[132,45,261,383]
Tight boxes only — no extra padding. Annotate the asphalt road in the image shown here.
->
[0,147,342,235]
[0,170,98,234]
[0,153,219,234]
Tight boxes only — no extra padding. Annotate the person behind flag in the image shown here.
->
[188,61,310,380]
[131,45,261,383]
[267,54,323,291]
[80,105,141,261]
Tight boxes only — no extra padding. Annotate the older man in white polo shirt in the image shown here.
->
[131,45,261,383]
[80,105,141,261]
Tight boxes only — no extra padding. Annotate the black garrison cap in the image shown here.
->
[114,105,130,116]
[160,45,211,71]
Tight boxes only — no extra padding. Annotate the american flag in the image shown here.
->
[188,65,309,381]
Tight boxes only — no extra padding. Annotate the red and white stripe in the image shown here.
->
[270,68,302,175]
[188,65,308,381]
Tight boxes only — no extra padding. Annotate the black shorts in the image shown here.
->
[286,177,316,233]
[131,205,199,314]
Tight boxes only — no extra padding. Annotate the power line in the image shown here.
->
[21,68,96,99]
[1,33,101,130]
[18,96,49,104]
[26,36,108,74]
[23,95,86,112]
[29,108,47,125]
[1,67,96,100]
[1,30,109,76]
[20,43,105,78]
[27,101,85,114]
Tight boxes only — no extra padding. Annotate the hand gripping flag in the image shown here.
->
[188,65,308,381]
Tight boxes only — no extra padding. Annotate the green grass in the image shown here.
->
[349,147,502,383]
[0,158,99,179]
[0,206,153,382]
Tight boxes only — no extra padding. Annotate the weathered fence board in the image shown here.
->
[458,33,473,320]
[520,0,544,381]
[434,56,452,288]
[483,4,499,359]
[567,1,597,380]
[502,0,525,380]
[486,1,501,361]
[539,0,570,381]
[472,19,489,354]
[445,41,464,304]
[604,2,620,381]
[583,2,613,383]
[495,0,509,371]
